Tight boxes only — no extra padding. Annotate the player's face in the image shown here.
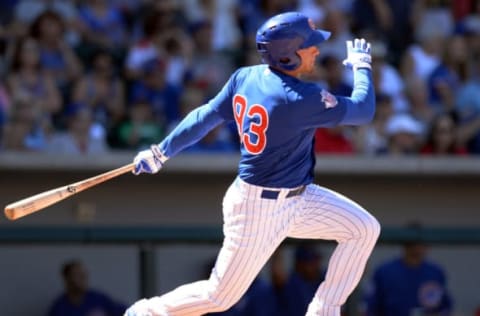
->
[297,46,320,74]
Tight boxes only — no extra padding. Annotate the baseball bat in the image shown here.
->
[4,163,135,221]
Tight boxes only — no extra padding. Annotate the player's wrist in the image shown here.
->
[150,144,169,164]
[353,63,372,71]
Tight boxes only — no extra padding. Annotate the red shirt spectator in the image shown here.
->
[314,127,355,154]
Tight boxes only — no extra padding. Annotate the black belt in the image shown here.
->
[261,186,306,200]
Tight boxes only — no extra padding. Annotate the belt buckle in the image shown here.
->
[260,190,280,199]
[261,186,305,200]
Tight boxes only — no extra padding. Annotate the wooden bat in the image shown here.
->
[4,163,135,221]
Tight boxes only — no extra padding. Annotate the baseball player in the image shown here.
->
[125,11,380,316]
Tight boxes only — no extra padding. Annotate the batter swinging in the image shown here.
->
[125,11,380,316]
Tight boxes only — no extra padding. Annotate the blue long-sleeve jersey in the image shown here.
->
[159,64,375,188]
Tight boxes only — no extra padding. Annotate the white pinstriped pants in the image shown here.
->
[149,177,381,316]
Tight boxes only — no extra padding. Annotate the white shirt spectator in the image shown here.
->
[125,40,159,73]
[407,44,441,82]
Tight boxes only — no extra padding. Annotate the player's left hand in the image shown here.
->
[133,144,168,175]
[342,38,372,70]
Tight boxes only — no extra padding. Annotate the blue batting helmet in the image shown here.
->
[256,12,331,71]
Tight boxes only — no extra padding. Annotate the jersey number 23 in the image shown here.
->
[233,94,269,155]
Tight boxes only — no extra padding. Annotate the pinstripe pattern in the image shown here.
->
[297,185,381,316]
[147,179,380,316]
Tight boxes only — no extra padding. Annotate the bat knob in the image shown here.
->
[4,207,15,220]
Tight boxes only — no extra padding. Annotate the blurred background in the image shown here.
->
[0,0,480,315]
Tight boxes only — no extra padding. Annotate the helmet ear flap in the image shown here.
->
[278,51,301,70]
[259,39,302,71]
[259,50,301,71]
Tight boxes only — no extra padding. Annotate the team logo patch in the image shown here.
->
[418,281,444,308]
[321,89,338,108]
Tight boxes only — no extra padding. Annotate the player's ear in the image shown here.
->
[294,51,303,68]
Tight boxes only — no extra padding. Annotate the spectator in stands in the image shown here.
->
[237,0,292,45]
[30,10,82,97]
[399,23,445,84]
[0,80,11,145]
[115,100,164,150]
[275,243,326,316]
[76,0,128,62]
[48,259,126,316]
[319,7,354,63]
[356,94,394,155]
[187,19,235,97]
[162,30,194,88]
[457,0,480,60]
[124,9,168,81]
[363,224,453,316]
[128,57,181,131]
[0,1,16,76]
[124,2,191,88]
[314,126,356,154]
[179,86,236,153]
[2,0,478,160]
[181,0,242,53]
[318,54,352,96]
[6,36,62,121]
[47,102,108,155]
[296,0,328,26]
[371,40,408,113]
[404,76,436,127]
[455,58,480,154]
[420,112,467,155]
[10,0,79,42]
[427,34,468,113]
[379,113,425,155]
[413,0,455,46]
[2,93,51,151]
[351,0,417,67]
[71,48,125,131]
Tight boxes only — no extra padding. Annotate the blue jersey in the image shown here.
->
[159,65,374,187]
[48,289,126,316]
[364,258,453,316]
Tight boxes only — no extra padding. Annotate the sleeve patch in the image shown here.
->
[321,89,338,109]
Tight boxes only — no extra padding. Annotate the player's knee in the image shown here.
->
[346,211,381,243]
[204,281,240,312]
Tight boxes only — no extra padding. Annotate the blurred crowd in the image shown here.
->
[1,0,480,155]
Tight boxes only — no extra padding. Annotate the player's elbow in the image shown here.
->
[340,100,376,125]
[357,97,376,124]
[362,102,376,124]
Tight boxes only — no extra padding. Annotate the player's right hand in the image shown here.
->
[133,144,167,175]
[124,297,165,316]
[124,298,153,316]
[342,38,372,70]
